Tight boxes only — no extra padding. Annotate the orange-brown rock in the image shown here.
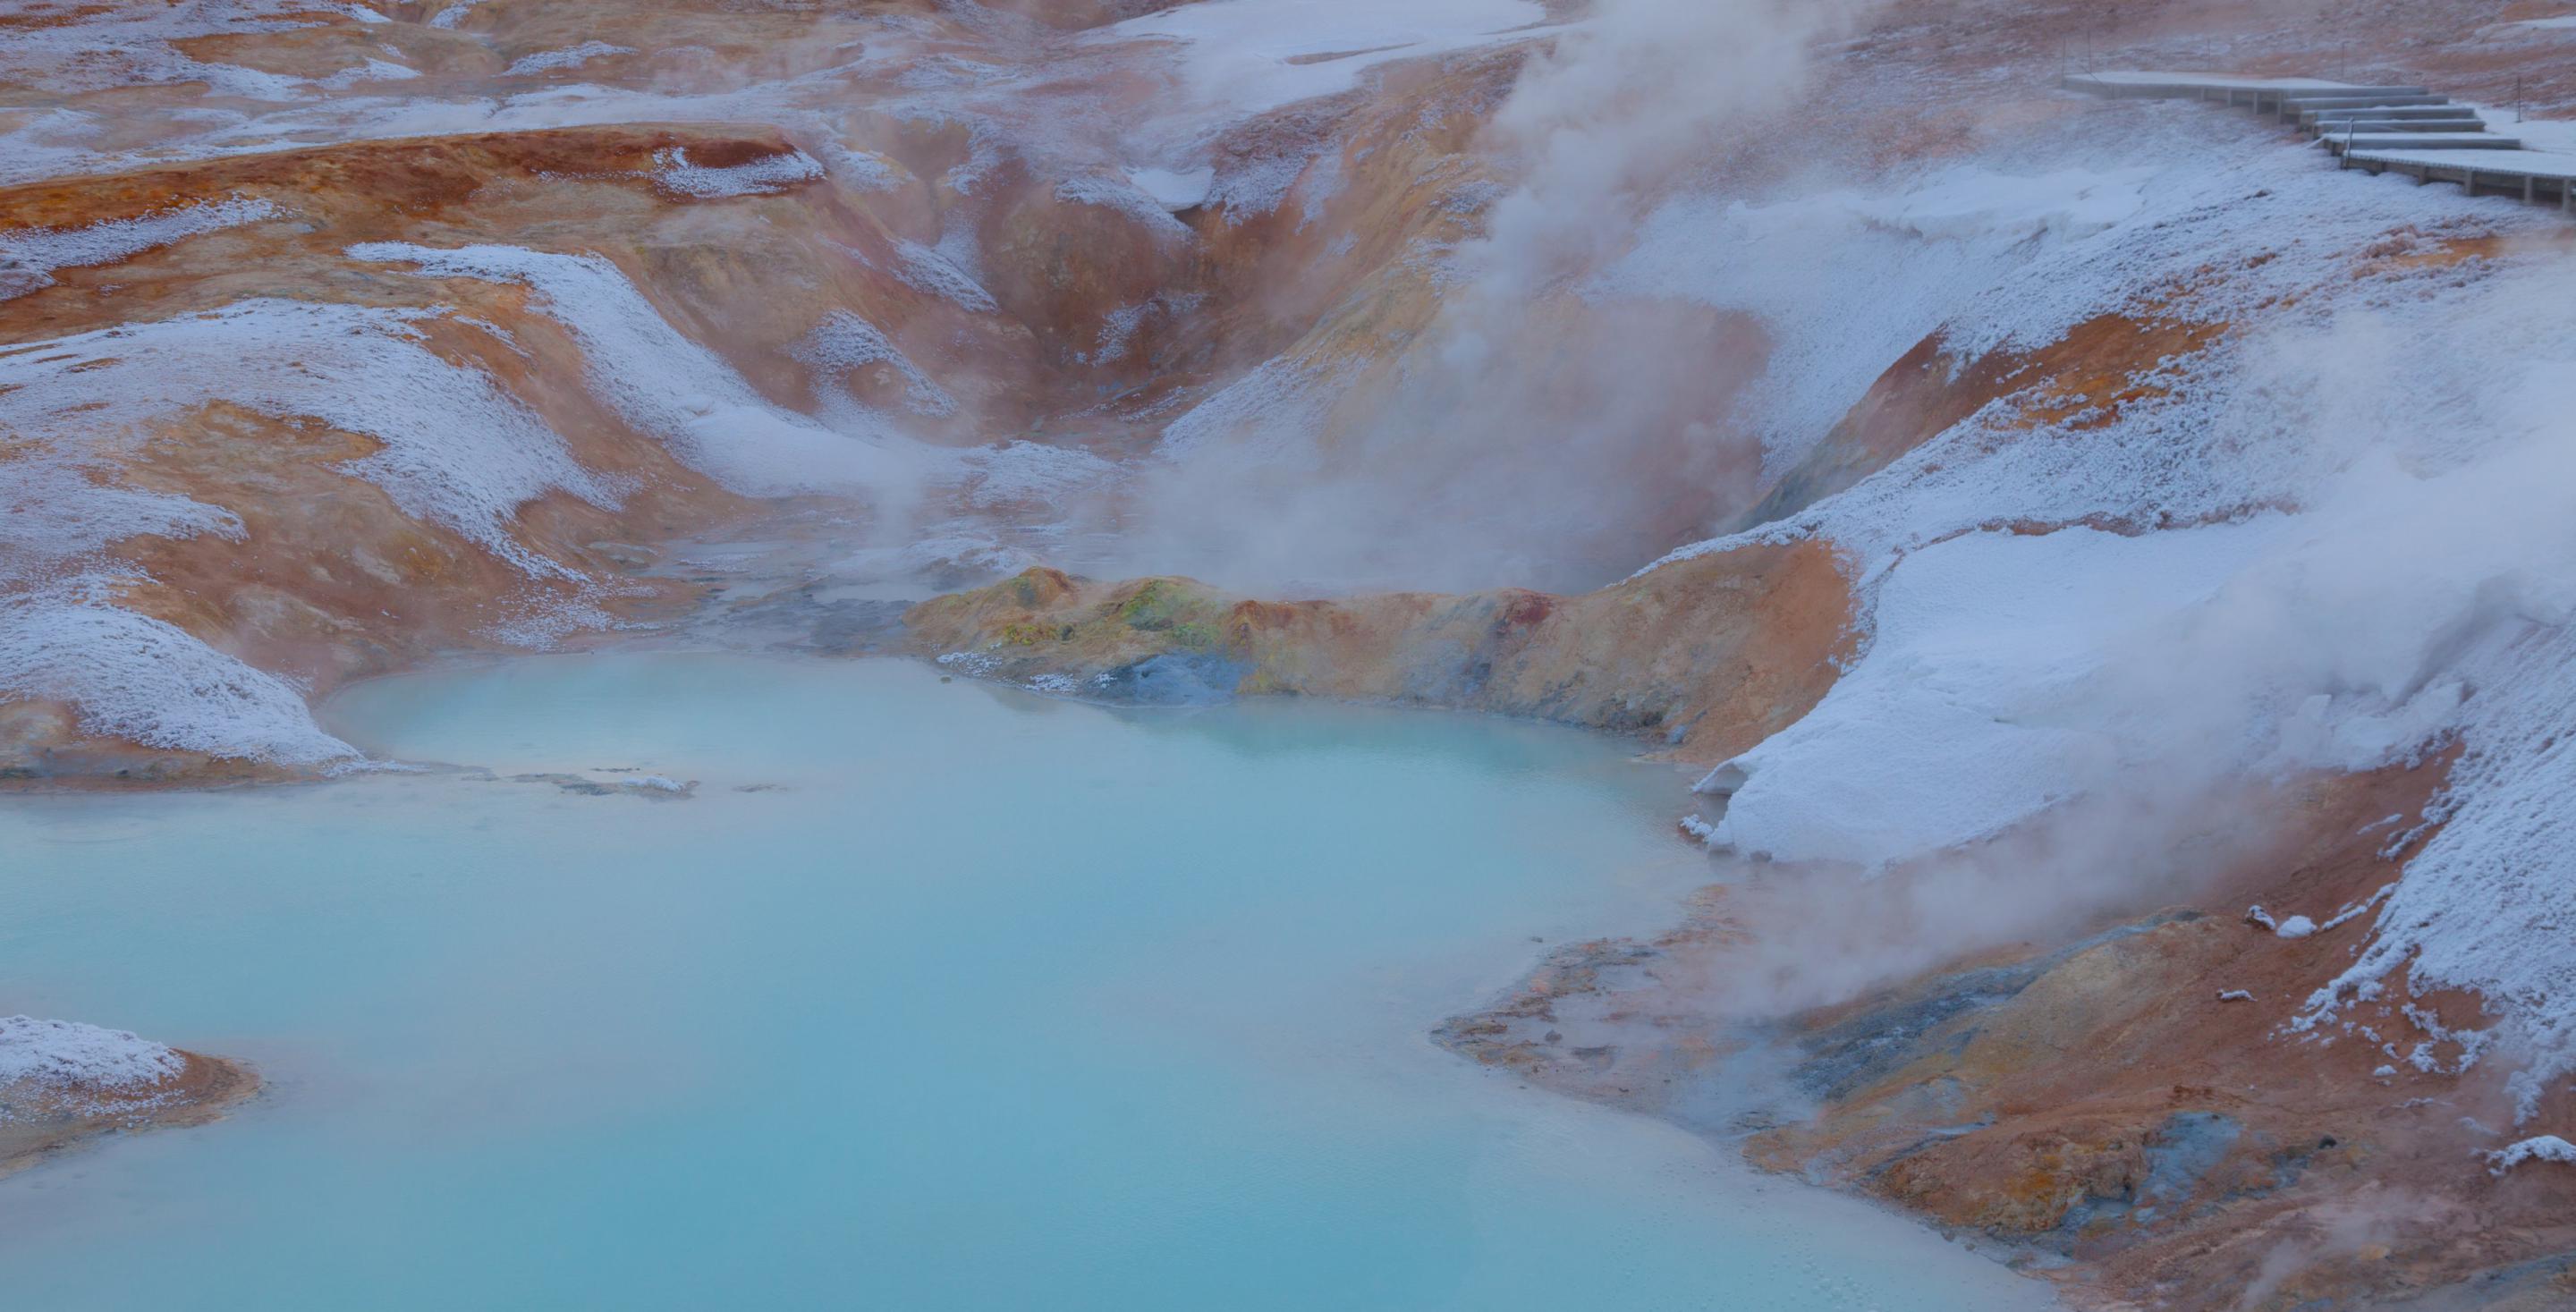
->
[1436,752,2576,1309]
[0,1050,260,1181]
[905,537,1853,761]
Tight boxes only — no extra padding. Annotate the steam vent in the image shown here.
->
[6,1,2576,1308]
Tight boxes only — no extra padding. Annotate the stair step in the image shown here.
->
[2301,106,2483,123]
[2275,87,2432,102]
[2280,94,2452,110]
[2311,119,2487,135]
[2328,134,2521,152]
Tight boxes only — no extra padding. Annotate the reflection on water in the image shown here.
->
[0,654,2052,1311]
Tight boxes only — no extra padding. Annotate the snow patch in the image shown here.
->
[1157,356,1351,460]
[320,57,418,89]
[2488,1135,2576,1172]
[1692,521,2288,869]
[1086,292,1201,366]
[0,578,357,763]
[1207,141,1330,223]
[649,146,823,198]
[1627,103,2576,1120]
[0,0,326,100]
[792,311,956,423]
[0,1015,182,1099]
[1055,175,1194,240]
[0,298,614,578]
[1127,165,1216,209]
[1867,166,2155,243]
[890,240,999,314]
[504,42,634,77]
[483,586,626,650]
[0,198,277,300]
[351,242,944,499]
[1098,0,1550,121]
[962,441,1116,511]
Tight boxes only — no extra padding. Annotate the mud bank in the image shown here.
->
[0,1047,259,1183]
[1434,762,2576,1311]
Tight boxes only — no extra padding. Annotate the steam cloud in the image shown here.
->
[1106,0,1875,596]
[1660,239,2576,1087]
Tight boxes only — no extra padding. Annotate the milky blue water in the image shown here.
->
[0,654,2051,1310]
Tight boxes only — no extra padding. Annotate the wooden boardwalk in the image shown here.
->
[2063,71,2576,211]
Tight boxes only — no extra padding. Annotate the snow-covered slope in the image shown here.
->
[1625,98,2576,1133]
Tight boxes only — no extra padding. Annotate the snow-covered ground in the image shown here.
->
[0,1016,182,1108]
[0,296,619,578]
[1623,97,2576,1131]
[649,147,824,199]
[0,199,276,299]
[347,243,945,501]
[1097,0,1551,121]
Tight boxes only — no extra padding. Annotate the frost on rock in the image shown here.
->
[2487,1135,2576,1173]
[1087,292,1202,367]
[1054,175,1194,241]
[806,142,902,193]
[319,57,418,89]
[1156,356,1351,461]
[0,1016,182,1109]
[352,242,946,499]
[1206,145,1326,224]
[961,441,1116,511]
[0,198,276,300]
[792,311,956,425]
[482,585,626,651]
[0,0,326,100]
[0,581,356,764]
[2301,622,2576,1121]
[0,459,242,588]
[650,147,823,199]
[890,240,999,314]
[0,298,614,578]
[504,42,635,78]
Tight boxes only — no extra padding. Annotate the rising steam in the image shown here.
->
[1104,0,1875,596]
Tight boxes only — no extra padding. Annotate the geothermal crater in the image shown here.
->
[8,0,2576,1308]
